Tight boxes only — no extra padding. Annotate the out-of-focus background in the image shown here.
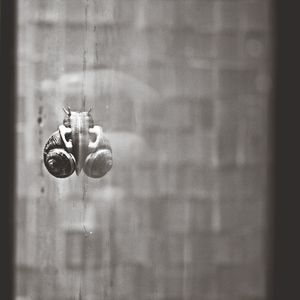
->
[15,0,273,299]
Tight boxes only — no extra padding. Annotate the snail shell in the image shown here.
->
[83,129,113,178]
[43,130,76,178]
[83,148,113,178]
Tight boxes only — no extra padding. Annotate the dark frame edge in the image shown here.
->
[269,1,300,300]
[0,0,17,299]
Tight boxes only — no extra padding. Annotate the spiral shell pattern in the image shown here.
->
[43,130,75,178]
[83,149,113,178]
[44,148,76,178]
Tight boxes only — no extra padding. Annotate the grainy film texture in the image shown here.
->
[15,0,273,299]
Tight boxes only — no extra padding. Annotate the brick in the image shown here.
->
[165,200,190,234]
[215,1,239,32]
[109,96,136,131]
[214,263,267,299]
[148,195,196,235]
[35,59,62,82]
[218,68,258,95]
[163,268,184,299]
[136,64,213,98]
[215,98,240,166]
[131,29,214,65]
[216,166,242,201]
[94,25,134,66]
[149,234,168,268]
[64,231,85,269]
[64,61,82,74]
[33,1,64,23]
[148,195,170,232]
[166,235,186,266]
[219,198,265,232]
[176,66,213,98]
[242,31,269,61]
[143,64,177,97]
[142,99,193,132]
[158,233,186,266]
[115,265,136,298]
[114,231,151,265]
[215,32,240,60]
[177,31,215,60]
[132,162,158,197]
[84,231,103,269]
[89,201,112,235]
[240,166,269,199]
[189,197,212,233]
[237,95,270,164]
[216,165,269,203]
[255,72,273,94]
[110,163,134,191]
[181,0,215,32]
[215,265,243,296]
[135,0,179,29]
[65,0,115,24]
[147,130,214,166]
[89,94,112,128]
[16,267,32,297]
[64,0,87,23]
[34,23,57,54]
[133,264,155,300]
[64,56,96,73]
[84,271,112,299]
[237,264,267,298]
[187,234,214,267]
[136,28,173,64]
[156,163,178,196]
[112,0,136,25]
[137,28,214,65]
[147,132,182,164]
[239,0,271,31]
[65,24,86,58]
[113,197,151,237]
[192,98,214,131]
[140,101,166,131]
[242,231,266,265]
[125,32,150,65]
[213,234,234,265]
[176,163,215,196]
[184,267,216,300]
[213,233,246,265]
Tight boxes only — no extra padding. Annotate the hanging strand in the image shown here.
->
[81,0,89,111]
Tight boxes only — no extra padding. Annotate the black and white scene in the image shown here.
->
[12,0,274,299]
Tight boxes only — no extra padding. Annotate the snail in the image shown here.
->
[43,107,113,178]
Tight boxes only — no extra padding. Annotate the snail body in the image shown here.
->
[43,108,112,179]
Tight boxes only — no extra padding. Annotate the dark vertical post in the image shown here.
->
[0,0,16,299]
[270,1,300,300]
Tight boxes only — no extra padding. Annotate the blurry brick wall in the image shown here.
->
[16,0,272,299]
